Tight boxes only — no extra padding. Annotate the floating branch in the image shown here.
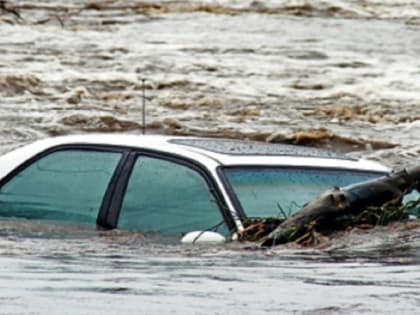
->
[260,166,420,247]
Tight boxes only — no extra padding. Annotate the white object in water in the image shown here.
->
[181,231,226,244]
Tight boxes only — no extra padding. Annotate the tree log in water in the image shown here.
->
[261,166,420,247]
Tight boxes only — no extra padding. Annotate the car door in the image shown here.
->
[108,152,231,236]
[0,146,126,225]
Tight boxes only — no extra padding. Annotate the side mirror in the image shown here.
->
[181,231,226,244]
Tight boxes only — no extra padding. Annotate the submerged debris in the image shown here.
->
[271,127,398,152]
[304,104,386,123]
[236,167,420,247]
[0,74,42,95]
[61,114,142,132]
[238,218,283,242]
[264,166,420,247]
[238,195,420,248]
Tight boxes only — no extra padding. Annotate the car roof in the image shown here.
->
[14,134,387,173]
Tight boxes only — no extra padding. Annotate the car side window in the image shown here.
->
[0,150,122,224]
[118,156,225,235]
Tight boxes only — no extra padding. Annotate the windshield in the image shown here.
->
[223,167,385,219]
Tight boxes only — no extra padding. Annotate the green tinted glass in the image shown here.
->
[0,150,122,224]
[118,156,225,235]
[224,167,383,219]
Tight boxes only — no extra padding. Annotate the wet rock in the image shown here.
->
[112,105,128,115]
[99,116,141,131]
[0,1,23,24]
[249,1,267,11]
[284,3,315,16]
[47,127,68,136]
[61,114,90,126]
[228,107,260,117]
[333,61,371,69]
[281,3,362,18]
[0,74,42,95]
[85,2,106,10]
[0,14,16,24]
[61,114,142,132]
[154,79,191,90]
[98,92,133,102]
[161,98,191,110]
[286,50,329,61]
[161,96,224,110]
[279,128,397,153]
[169,3,236,15]
[163,118,183,130]
[196,97,224,109]
[145,120,164,129]
[65,87,89,105]
[266,132,288,143]
[289,81,331,90]
[305,105,390,124]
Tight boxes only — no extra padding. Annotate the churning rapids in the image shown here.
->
[0,0,419,314]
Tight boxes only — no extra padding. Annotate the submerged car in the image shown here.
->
[0,134,390,241]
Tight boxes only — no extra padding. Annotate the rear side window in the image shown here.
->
[118,156,225,235]
[0,150,122,224]
[223,167,383,219]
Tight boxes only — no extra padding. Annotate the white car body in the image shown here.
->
[0,134,390,235]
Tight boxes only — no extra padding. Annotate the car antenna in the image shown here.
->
[141,78,146,135]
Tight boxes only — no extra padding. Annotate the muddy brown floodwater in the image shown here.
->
[0,0,420,314]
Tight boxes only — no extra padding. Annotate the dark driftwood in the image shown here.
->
[261,166,420,247]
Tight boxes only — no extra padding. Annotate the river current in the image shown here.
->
[0,0,420,314]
